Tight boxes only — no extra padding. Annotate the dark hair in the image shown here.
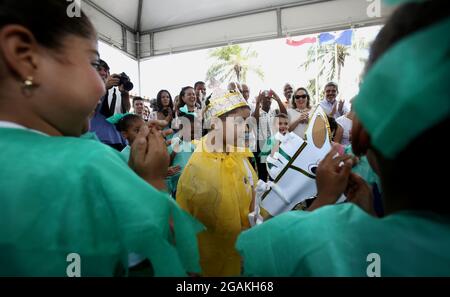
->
[218,106,251,120]
[194,81,205,89]
[358,0,450,214]
[178,112,195,123]
[324,82,338,93]
[327,116,338,140]
[115,114,142,132]
[292,87,311,109]
[99,59,110,71]
[133,96,144,104]
[156,89,174,115]
[275,113,289,119]
[0,0,95,49]
[178,86,194,109]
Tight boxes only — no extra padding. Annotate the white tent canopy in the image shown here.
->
[82,0,393,60]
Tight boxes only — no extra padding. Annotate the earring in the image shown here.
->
[23,76,34,88]
[22,76,36,97]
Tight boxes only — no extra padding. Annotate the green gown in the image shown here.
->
[236,203,450,276]
[167,139,195,195]
[0,127,203,276]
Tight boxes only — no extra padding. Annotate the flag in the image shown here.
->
[318,29,353,46]
[318,32,335,45]
[335,30,353,46]
[286,36,317,47]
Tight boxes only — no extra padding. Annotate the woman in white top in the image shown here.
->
[335,111,354,146]
[287,87,311,139]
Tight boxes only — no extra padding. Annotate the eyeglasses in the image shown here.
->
[295,95,307,99]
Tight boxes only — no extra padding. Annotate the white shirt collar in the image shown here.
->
[0,121,49,136]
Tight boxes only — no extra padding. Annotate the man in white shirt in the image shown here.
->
[283,83,294,109]
[132,96,145,118]
[242,84,250,102]
[252,90,287,181]
[99,73,131,117]
[319,82,349,119]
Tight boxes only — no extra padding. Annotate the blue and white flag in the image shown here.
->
[318,29,353,46]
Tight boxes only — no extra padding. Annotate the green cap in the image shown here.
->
[354,17,450,158]
[106,113,132,125]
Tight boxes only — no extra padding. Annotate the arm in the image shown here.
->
[288,111,309,132]
[288,117,302,132]
[117,78,131,112]
[329,101,337,118]
[307,145,353,211]
[158,110,173,123]
[163,109,174,124]
[128,126,169,191]
[334,124,344,143]
[271,90,287,115]
[120,91,131,113]
[170,150,177,163]
[252,92,262,123]
[337,100,346,117]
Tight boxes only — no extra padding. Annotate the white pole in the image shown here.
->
[334,42,338,83]
[315,39,319,105]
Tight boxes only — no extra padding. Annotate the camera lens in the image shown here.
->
[123,81,134,91]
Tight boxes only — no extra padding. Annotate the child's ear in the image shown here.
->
[311,115,327,149]
[121,131,128,140]
[0,25,40,83]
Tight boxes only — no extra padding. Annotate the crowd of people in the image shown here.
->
[0,0,449,277]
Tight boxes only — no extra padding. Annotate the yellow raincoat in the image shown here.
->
[176,137,257,276]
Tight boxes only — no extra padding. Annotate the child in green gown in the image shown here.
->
[0,0,202,276]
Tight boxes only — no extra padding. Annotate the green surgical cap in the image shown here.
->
[384,0,426,5]
[354,17,450,158]
[106,113,131,125]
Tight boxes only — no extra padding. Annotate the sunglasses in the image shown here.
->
[295,94,307,99]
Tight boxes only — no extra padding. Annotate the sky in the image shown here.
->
[98,25,382,106]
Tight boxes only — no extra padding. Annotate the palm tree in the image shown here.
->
[206,45,264,87]
[302,44,349,85]
[301,37,370,103]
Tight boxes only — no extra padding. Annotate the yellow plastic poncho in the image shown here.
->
[176,137,257,276]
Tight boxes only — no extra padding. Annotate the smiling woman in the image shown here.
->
[0,0,202,276]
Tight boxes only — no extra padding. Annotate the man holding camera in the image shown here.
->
[252,89,287,181]
[99,72,133,117]
[89,60,129,151]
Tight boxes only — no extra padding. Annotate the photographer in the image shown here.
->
[252,89,287,181]
[89,60,128,151]
[99,72,133,117]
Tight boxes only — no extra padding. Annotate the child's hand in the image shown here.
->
[147,119,168,129]
[345,173,375,215]
[309,145,353,210]
[167,165,182,177]
[129,126,170,191]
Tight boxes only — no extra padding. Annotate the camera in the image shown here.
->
[263,90,272,98]
[112,72,134,92]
